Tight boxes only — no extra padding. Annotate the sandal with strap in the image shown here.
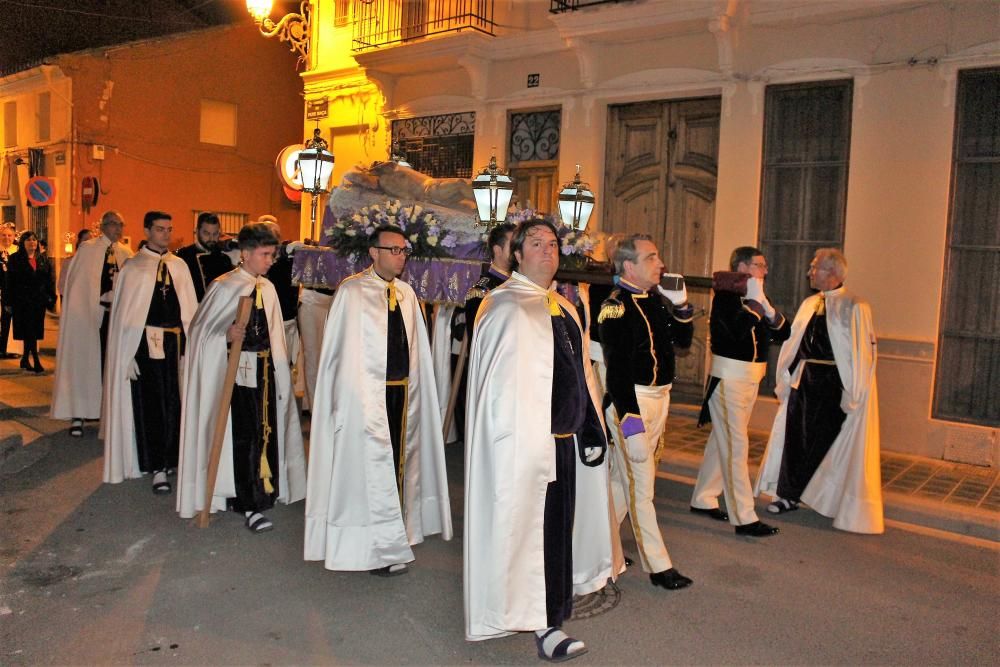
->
[151,471,171,495]
[535,628,587,663]
[69,420,84,437]
[369,563,408,577]
[767,498,799,514]
[245,512,273,533]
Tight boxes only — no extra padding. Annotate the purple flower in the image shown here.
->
[440,234,457,249]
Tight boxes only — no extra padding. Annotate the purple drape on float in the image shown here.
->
[292,247,485,306]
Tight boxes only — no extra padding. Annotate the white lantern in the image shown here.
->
[472,153,515,229]
[558,164,595,231]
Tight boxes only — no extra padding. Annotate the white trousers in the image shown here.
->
[608,383,674,574]
[297,289,334,411]
[691,378,761,526]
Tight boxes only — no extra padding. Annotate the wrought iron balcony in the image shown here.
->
[352,0,496,51]
[550,0,627,13]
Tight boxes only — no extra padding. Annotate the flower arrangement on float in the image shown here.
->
[324,199,458,261]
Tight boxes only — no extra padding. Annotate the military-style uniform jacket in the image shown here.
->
[462,265,510,340]
[175,242,234,302]
[599,278,694,436]
[707,290,790,363]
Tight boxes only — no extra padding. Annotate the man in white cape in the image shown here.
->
[755,248,883,534]
[464,219,621,663]
[52,211,133,436]
[176,223,306,532]
[305,225,452,576]
[102,212,198,493]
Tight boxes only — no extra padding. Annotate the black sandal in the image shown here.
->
[69,420,84,437]
[151,471,171,495]
[245,512,273,533]
[535,628,587,663]
[767,498,799,514]
[369,564,408,577]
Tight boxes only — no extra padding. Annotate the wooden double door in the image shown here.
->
[603,97,721,402]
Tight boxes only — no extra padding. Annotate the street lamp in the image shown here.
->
[390,140,411,168]
[246,0,311,64]
[472,152,514,230]
[558,164,595,231]
[297,127,335,241]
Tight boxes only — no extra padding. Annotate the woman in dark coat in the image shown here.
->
[5,230,56,373]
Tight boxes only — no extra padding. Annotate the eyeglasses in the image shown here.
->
[373,245,412,256]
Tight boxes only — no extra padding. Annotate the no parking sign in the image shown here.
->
[25,176,56,207]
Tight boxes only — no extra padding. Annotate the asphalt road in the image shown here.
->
[2,404,998,667]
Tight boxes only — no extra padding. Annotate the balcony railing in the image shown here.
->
[550,0,627,13]
[352,0,496,51]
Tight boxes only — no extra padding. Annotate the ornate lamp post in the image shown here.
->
[472,152,514,230]
[557,164,595,231]
[246,0,311,64]
[296,128,335,241]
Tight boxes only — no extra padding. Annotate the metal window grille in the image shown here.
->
[353,0,496,51]
[550,0,628,13]
[933,67,1000,426]
[509,110,561,164]
[391,112,475,178]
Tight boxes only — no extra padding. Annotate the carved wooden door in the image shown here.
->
[603,97,720,402]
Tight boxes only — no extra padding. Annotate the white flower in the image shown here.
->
[346,229,357,237]
[413,205,423,216]
[352,214,362,223]
[427,235,438,246]
[409,234,418,242]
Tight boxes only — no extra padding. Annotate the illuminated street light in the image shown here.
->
[296,127,334,241]
[472,152,514,230]
[558,164,595,231]
[246,0,311,63]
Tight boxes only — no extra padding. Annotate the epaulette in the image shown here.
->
[598,295,625,323]
[465,286,486,301]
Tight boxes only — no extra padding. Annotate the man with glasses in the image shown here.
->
[305,224,451,577]
[690,246,790,537]
[52,210,134,437]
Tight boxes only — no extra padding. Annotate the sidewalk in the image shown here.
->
[2,315,998,543]
[661,405,1000,543]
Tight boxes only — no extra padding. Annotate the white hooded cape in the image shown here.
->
[464,272,622,642]
[102,249,198,483]
[52,235,133,420]
[304,267,452,570]
[176,268,306,518]
[754,287,883,534]
[431,303,459,444]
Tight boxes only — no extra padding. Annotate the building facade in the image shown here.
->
[294,0,1000,465]
[0,23,304,264]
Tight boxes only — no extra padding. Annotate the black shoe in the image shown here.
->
[623,555,634,568]
[735,521,779,537]
[649,568,693,590]
[20,356,31,370]
[2,351,19,359]
[690,505,729,522]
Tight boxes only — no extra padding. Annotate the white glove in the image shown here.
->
[584,446,602,463]
[126,359,140,381]
[625,433,648,463]
[745,277,776,320]
[656,273,688,306]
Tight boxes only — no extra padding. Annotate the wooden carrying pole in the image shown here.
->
[441,333,468,443]
[198,296,254,528]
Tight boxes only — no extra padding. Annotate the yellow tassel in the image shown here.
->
[816,292,826,315]
[547,293,562,316]
[387,283,398,312]
[254,283,263,309]
[157,260,171,286]
[261,454,274,494]
[598,301,625,323]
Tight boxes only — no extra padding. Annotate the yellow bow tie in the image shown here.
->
[386,282,398,312]
[254,282,264,309]
[157,260,171,286]
[816,292,826,315]
[547,292,562,317]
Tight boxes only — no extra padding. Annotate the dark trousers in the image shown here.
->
[777,363,847,501]
[386,381,408,506]
[130,332,182,473]
[99,307,110,377]
[544,435,577,629]
[229,353,278,513]
[0,305,11,353]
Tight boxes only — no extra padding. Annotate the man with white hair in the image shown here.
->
[755,248,883,534]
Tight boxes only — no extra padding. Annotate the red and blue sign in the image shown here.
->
[25,176,56,207]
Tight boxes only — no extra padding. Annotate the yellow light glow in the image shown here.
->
[246,0,273,23]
